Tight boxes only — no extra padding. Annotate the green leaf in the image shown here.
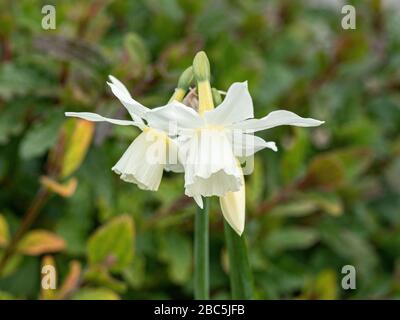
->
[159,231,192,285]
[224,222,254,299]
[264,227,319,253]
[19,113,64,159]
[87,215,135,273]
[84,266,127,293]
[281,128,310,183]
[0,101,27,145]
[321,227,378,277]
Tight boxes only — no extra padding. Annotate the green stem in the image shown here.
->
[224,221,253,299]
[194,197,209,299]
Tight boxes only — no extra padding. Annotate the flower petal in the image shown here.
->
[112,129,169,191]
[107,75,149,118]
[204,82,253,126]
[65,112,138,126]
[144,101,203,133]
[183,128,243,197]
[164,137,184,173]
[231,132,277,157]
[193,195,204,209]
[230,110,324,132]
[219,170,245,236]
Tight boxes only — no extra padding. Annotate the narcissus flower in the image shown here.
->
[145,81,324,234]
[65,54,324,236]
[65,76,183,191]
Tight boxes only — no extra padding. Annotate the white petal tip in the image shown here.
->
[228,223,244,236]
[193,195,204,209]
[312,120,325,126]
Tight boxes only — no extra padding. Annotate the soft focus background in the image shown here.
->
[0,0,400,300]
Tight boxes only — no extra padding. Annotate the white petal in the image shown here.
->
[193,195,204,209]
[230,110,324,132]
[220,170,245,236]
[230,132,277,157]
[204,82,253,126]
[144,101,203,133]
[65,112,138,126]
[112,129,169,191]
[183,128,243,197]
[164,137,184,173]
[185,170,242,197]
[107,75,149,118]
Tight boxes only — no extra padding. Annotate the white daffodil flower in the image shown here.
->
[65,72,323,236]
[145,81,324,235]
[65,75,182,191]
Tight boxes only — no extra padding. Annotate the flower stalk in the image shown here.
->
[194,197,210,299]
[192,52,214,299]
[224,221,254,299]
[212,85,254,299]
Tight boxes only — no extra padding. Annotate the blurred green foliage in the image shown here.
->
[0,0,400,299]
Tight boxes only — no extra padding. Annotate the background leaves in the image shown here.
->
[0,0,399,299]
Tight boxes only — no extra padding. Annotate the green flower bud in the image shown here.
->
[212,88,222,106]
[177,66,194,90]
[192,51,210,82]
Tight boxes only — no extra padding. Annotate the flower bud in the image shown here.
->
[212,88,222,106]
[177,66,194,90]
[193,51,210,82]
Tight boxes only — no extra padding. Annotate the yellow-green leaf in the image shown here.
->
[71,288,120,300]
[84,266,127,293]
[18,230,66,256]
[0,214,9,247]
[61,119,94,179]
[87,215,134,272]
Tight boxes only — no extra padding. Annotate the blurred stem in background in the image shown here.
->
[0,187,50,275]
[194,197,209,299]
[224,222,253,299]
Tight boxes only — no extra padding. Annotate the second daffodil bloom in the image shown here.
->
[145,52,324,235]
